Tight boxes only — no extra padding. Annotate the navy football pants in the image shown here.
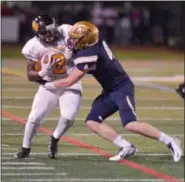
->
[86,83,137,126]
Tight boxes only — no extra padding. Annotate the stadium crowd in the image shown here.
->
[2,1,183,48]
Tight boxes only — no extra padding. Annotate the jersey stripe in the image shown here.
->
[74,55,98,65]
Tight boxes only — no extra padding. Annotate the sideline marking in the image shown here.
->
[1,110,182,182]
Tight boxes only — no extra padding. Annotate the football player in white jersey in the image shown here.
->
[15,14,82,159]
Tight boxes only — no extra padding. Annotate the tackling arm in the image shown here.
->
[54,67,85,88]
[44,67,85,90]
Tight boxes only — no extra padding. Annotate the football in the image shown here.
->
[34,53,50,72]
[34,59,42,72]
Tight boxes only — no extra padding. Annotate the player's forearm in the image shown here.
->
[27,71,40,81]
[27,69,47,81]
[44,68,85,90]
[54,78,72,88]
[27,60,46,82]
[43,78,71,90]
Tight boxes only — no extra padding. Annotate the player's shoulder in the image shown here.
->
[22,37,45,61]
[75,40,101,58]
[58,24,72,36]
[73,45,100,65]
[57,24,72,43]
[22,37,40,53]
[22,36,36,50]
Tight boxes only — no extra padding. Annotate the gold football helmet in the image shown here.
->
[69,21,99,50]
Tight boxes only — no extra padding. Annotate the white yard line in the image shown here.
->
[2,157,34,160]
[2,173,66,176]
[2,117,184,121]
[1,133,184,137]
[2,157,16,160]
[2,167,55,170]
[2,148,19,150]
[2,152,184,157]
[70,133,184,137]
[2,105,184,110]
[2,152,100,156]
[2,162,46,166]
[2,88,100,92]
[2,96,181,101]
[2,144,9,147]
[10,178,185,182]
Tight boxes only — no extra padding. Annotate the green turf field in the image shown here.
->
[1,49,184,182]
[2,44,184,60]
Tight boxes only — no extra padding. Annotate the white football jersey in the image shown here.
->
[22,24,82,92]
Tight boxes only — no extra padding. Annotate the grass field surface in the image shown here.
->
[2,44,184,60]
[1,51,184,182]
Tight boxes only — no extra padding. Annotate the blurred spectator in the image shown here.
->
[1,2,14,16]
[150,5,165,45]
[115,11,132,46]
[91,2,104,33]
[57,4,74,24]
[74,3,91,22]
[129,7,142,44]
[102,4,118,45]
[138,6,151,44]
[18,6,30,43]
[1,1,183,49]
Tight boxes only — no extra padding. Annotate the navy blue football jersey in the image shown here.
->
[73,39,132,92]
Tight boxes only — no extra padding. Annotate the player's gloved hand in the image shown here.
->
[38,53,55,77]
[44,82,56,90]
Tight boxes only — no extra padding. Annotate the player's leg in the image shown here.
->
[85,93,135,155]
[48,89,82,158]
[125,121,182,162]
[114,84,182,162]
[15,86,58,158]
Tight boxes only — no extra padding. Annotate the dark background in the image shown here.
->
[1,1,185,50]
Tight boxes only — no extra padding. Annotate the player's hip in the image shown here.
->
[37,80,82,95]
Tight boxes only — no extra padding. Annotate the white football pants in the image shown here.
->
[28,85,82,123]
[22,85,81,148]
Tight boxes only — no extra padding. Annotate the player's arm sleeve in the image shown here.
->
[22,40,38,62]
[22,41,46,83]
[73,50,98,73]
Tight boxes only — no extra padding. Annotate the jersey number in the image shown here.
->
[51,53,66,74]
[103,41,113,60]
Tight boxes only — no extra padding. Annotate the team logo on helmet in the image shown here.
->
[32,21,39,32]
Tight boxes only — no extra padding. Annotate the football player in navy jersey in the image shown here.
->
[44,21,182,162]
